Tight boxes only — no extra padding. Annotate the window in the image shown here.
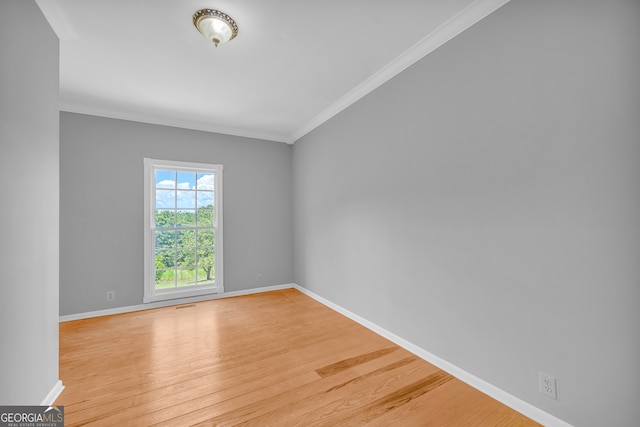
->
[144,158,223,303]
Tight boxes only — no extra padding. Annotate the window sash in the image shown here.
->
[144,158,223,303]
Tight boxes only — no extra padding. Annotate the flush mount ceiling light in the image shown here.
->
[193,9,239,47]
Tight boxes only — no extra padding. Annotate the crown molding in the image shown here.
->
[52,0,510,146]
[289,0,512,143]
[35,0,77,40]
[60,102,293,144]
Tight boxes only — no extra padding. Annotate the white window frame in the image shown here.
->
[143,158,224,303]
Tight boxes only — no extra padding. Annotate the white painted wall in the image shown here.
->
[293,0,640,425]
[60,113,293,316]
[0,0,60,404]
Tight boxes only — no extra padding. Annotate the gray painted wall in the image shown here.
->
[0,0,60,404]
[293,1,640,426]
[60,113,293,316]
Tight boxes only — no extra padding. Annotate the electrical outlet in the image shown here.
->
[539,372,558,400]
[256,273,263,282]
[106,291,115,301]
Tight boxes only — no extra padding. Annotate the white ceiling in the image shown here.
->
[36,0,510,143]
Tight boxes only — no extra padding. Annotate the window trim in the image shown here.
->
[143,158,224,303]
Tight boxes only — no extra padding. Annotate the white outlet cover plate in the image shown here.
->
[539,372,558,400]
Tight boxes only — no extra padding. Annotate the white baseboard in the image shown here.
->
[41,380,64,406]
[59,284,295,322]
[293,284,573,427]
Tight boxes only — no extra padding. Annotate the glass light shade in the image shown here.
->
[198,17,232,46]
[193,9,238,47]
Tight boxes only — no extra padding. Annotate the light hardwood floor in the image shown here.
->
[56,289,540,426]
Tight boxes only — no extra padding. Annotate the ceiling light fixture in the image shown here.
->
[193,9,239,47]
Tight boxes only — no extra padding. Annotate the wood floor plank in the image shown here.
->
[332,365,541,427]
[238,360,447,427]
[71,341,403,426]
[56,289,540,426]
[301,371,454,427]
[188,351,421,427]
[315,347,398,377]
[61,324,385,413]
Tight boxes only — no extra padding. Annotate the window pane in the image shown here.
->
[155,230,175,249]
[197,247,214,265]
[155,269,175,289]
[197,229,215,247]
[197,265,215,284]
[176,230,195,247]
[155,170,175,188]
[156,189,175,209]
[155,249,175,269]
[197,191,214,208]
[176,210,195,227]
[196,209,213,227]
[177,172,195,190]
[176,248,196,267]
[155,209,175,228]
[197,173,214,190]
[177,268,196,287]
[176,190,195,209]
